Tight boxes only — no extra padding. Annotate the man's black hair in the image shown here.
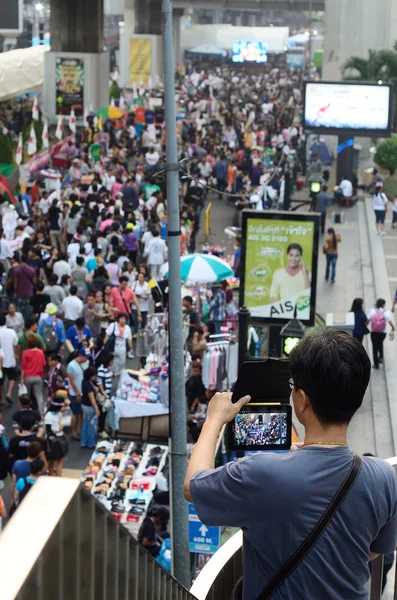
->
[289,329,371,426]
[183,296,193,306]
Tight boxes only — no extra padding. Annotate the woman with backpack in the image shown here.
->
[367,299,395,369]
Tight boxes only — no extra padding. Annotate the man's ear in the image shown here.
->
[294,388,310,416]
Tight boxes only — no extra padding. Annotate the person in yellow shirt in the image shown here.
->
[270,244,311,304]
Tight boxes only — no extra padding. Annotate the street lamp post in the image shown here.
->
[162,0,191,589]
[280,316,305,357]
[33,3,43,46]
[307,0,313,78]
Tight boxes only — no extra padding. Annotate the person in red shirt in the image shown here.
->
[30,181,41,205]
[21,335,46,415]
[109,276,142,322]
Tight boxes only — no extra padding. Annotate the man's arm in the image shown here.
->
[183,392,250,502]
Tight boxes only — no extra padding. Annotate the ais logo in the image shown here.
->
[296,295,310,311]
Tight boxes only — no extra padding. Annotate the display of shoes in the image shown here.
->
[128,505,145,515]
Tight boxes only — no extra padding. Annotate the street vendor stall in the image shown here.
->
[81,439,169,537]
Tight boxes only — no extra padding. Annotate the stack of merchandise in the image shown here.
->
[113,370,162,405]
[81,440,168,535]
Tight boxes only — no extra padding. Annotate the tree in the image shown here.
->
[343,45,397,129]
[343,48,397,82]
[374,134,397,175]
[0,132,13,165]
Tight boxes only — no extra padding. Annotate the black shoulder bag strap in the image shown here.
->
[257,454,362,600]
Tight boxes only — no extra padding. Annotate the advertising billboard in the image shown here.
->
[55,58,84,116]
[129,38,152,86]
[303,81,392,136]
[232,41,267,64]
[0,0,23,35]
[240,211,320,325]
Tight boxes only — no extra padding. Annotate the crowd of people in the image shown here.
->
[0,62,307,525]
[234,413,287,447]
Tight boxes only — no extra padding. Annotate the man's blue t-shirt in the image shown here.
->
[66,326,92,350]
[190,446,397,600]
[12,459,31,481]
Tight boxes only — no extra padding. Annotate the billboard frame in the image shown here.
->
[0,0,23,35]
[239,210,321,327]
[303,80,393,138]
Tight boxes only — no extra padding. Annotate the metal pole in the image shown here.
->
[162,0,190,589]
[307,0,313,78]
[238,306,250,371]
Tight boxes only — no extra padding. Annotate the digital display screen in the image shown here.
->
[304,82,392,133]
[232,411,288,447]
[232,41,268,64]
[241,212,320,325]
[0,0,22,33]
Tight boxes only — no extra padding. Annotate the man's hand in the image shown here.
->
[206,392,251,427]
[138,315,142,322]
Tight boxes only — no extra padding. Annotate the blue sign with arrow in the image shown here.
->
[188,503,221,554]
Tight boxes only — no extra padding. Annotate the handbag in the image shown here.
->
[18,383,28,396]
[105,324,116,353]
[231,455,362,600]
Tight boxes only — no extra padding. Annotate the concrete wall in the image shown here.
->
[181,24,289,52]
[43,51,110,122]
[323,0,397,80]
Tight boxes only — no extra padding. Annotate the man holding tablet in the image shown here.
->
[184,329,397,600]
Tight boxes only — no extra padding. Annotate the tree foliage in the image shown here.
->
[374,134,397,175]
[0,132,13,164]
[109,81,121,100]
[343,48,397,81]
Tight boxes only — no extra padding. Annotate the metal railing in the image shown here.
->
[191,456,397,600]
[0,478,197,600]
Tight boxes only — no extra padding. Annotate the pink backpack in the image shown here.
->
[372,309,386,333]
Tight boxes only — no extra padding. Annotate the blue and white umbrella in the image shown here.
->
[163,253,234,283]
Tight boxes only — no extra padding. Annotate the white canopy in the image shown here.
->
[0,45,49,102]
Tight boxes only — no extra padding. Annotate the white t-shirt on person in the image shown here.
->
[340,179,353,198]
[105,323,132,351]
[373,193,388,211]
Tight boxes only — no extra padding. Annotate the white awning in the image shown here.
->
[0,45,49,102]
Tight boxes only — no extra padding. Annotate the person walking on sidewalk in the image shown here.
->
[350,298,369,344]
[373,182,388,236]
[367,299,395,369]
[315,185,332,234]
[323,228,341,284]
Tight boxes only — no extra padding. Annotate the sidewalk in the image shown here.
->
[304,203,394,458]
